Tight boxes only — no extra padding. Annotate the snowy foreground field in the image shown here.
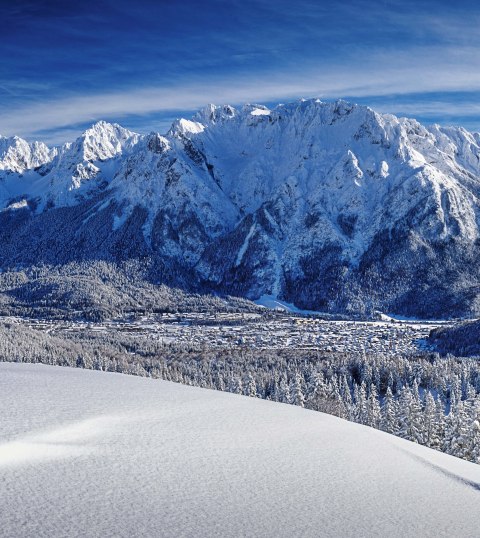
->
[1,363,480,538]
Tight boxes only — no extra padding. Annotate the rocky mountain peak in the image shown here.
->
[1,99,480,317]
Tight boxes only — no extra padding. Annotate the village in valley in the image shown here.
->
[4,310,444,357]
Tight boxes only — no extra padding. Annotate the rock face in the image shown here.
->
[1,99,480,318]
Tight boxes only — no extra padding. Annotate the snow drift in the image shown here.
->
[1,362,479,537]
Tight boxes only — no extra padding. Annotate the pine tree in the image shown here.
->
[381,387,396,434]
[366,384,381,429]
[306,372,326,411]
[469,404,480,464]
[244,372,257,398]
[214,372,225,392]
[339,375,353,419]
[291,372,305,408]
[396,386,423,443]
[228,375,243,395]
[422,391,439,448]
[278,375,291,404]
[463,399,480,463]
[445,401,470,459]
[435,396,446,444]
[450,375,461,408]
[353,382,368,425]
[325,379,347,419]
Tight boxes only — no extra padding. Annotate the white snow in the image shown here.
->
[255,294,326,315]
[0,121,140,211]
[1,99,480,267]
[112,212,129,231]
[250,107,271,116]
[172,118,206,134]
[0,135,55,173]
[235,222,256,266]
[4,198,28,210]
[1,362,479,538]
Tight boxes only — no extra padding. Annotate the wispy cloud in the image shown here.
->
[2,0,480,142]
[2,43,480,143]
[370,100,480,119]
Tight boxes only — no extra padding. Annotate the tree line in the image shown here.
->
[1,320,479,464]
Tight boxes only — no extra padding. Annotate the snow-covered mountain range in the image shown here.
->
[1,99,480,318]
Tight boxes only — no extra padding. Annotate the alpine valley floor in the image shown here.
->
[1,362,479,538]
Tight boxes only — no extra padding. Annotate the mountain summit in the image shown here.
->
[1,99,480,318]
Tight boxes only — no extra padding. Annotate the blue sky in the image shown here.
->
[1,0,480,144]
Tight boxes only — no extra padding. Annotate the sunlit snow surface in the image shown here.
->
[255,293,326,314]
[1,363,479,538]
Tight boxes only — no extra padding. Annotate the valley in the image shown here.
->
[3,2,480,535]
[1,98,480,472]
[1,296,480,468]
[2,311,443,356]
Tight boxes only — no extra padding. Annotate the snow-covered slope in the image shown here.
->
[429,318,480,356]
[1,362,479,538]
[0,135,54,175]
[0,121,140,210]
[1,99,480,317]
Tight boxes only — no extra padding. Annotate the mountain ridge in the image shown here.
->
[1,99,480,318]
